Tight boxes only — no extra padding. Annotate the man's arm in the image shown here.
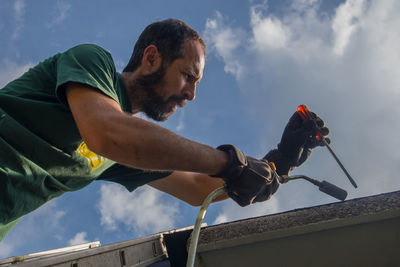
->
[65,82,229,175]
[148,171,227,206]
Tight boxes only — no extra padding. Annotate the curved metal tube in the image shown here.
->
[186,186,227,267]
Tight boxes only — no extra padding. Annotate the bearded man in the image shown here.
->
[0,19,328,241]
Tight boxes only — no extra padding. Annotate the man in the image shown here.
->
[0,19,328,241]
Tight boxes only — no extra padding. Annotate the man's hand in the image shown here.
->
[264,111,329,175]
[212,145,279,207]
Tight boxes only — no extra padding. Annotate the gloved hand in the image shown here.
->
[264,111,329,176]
[212,145,279,207]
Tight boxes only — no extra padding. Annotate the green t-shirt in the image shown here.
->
[0,44,171,240]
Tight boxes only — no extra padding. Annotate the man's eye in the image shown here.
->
[183,72,192,80]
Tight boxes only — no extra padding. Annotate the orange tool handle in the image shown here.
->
[297,105,322,141]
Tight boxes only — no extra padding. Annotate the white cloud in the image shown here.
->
[48,0,71,27]
[0,200,66,258]
[175,109,185,132]
[204,0,400,215]
[214,196,279,224]
[0,242,14,258]
[114,58,126,73]
[332,0,366,56]
[68,232,89,246]
[98,184,179,235]
[290,0,319,11]
[204,12,245,79]
[0,59,34,88]
[250,8,290,50]
[12,0,25,40]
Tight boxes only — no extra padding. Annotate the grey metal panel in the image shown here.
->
[12,234,167,267]
[53,250,121,267]
[0,242,101,266]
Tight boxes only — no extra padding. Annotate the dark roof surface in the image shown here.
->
[198,190,400,244]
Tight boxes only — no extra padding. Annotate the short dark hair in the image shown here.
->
[123,19,206,72]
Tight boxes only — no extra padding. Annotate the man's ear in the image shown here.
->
[142,45,162,73]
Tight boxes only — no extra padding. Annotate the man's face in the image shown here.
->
[135,40,205,121]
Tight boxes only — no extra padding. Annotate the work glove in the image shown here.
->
[264,111,330,176]
[212,145,279,207]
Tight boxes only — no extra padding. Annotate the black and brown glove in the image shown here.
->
[264,111,330,176]
[212,145,279,207]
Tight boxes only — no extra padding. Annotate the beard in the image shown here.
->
[132,63,186,121]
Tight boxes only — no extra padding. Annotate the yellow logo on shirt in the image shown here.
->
[77,141,104,170]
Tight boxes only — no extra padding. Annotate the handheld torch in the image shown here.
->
[297,105,358,188]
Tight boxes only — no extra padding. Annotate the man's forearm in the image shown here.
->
[66,84,229,175]
[149,171,228,206]
[97,113,229,174]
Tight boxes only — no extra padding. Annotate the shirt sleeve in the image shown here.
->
[97,164,173,192]
[55,44,119,107]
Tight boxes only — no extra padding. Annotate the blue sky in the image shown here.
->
[1,0,400,258]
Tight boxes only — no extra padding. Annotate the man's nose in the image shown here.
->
[183,83,196,101]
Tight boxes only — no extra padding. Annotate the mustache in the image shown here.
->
[168,95,187,107]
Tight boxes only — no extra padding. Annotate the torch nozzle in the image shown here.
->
[280,175,348,201]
